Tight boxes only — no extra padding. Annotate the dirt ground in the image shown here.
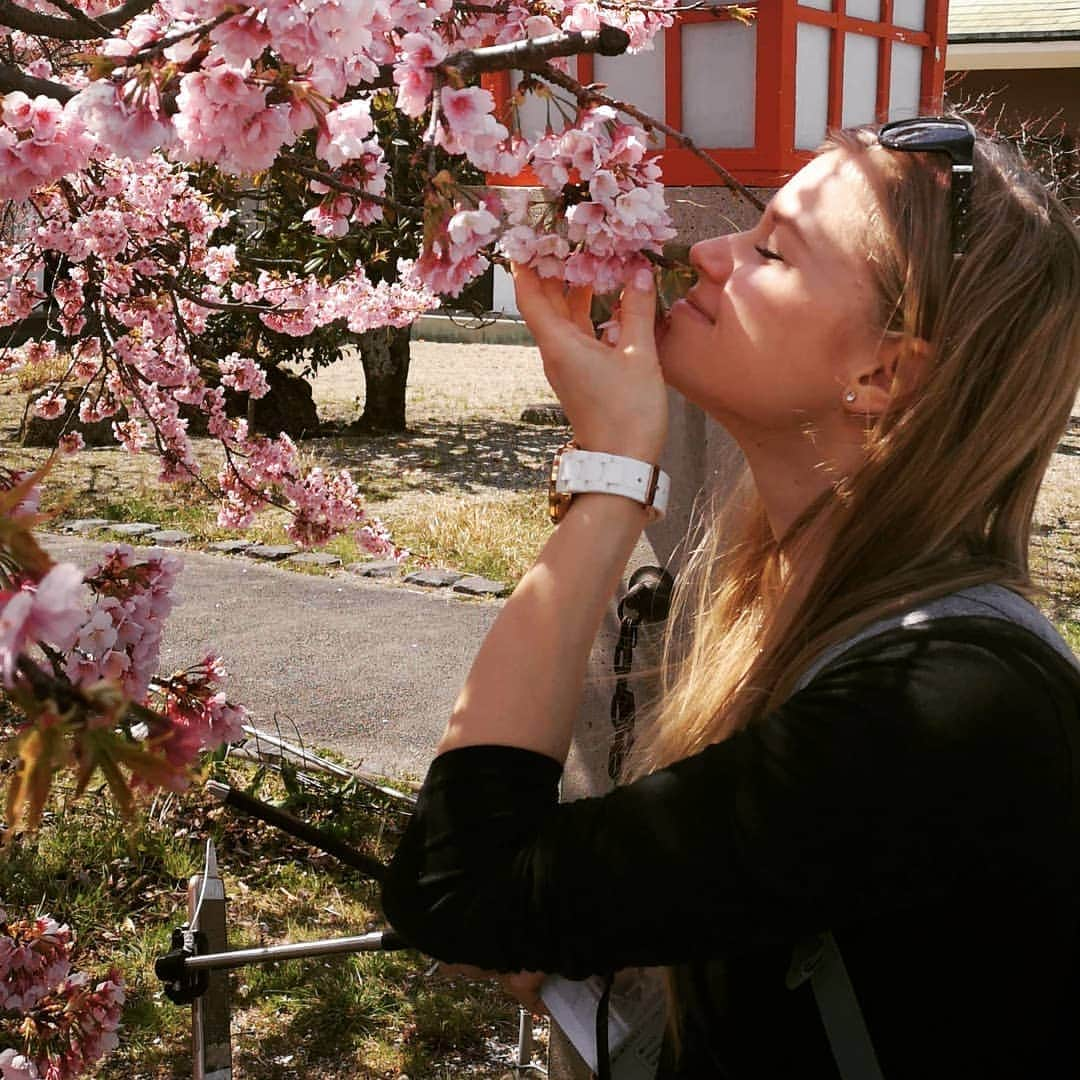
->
[0,341,569,521]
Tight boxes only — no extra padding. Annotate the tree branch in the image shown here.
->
[42,0,111,39]
[279,158,424,219]
[535,61,766,212]
[0,0,155,40]
[0,61,76,102]
[112,9,235,67]
[439,25,630,83]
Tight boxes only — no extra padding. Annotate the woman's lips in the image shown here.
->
[672,295,713,326]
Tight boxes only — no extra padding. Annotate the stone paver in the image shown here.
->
[146,529,193,546]
[207,540,253,554]
[245,544,299,561]
[347,560,400,578]
[62,518,110,534]
[452,575,509,597]
[289,552,343,568]
[107,522,160,537]
[404,568,464,588]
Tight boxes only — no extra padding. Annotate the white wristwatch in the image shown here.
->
[548,442,671,524]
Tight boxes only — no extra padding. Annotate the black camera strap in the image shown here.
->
[595,567,675,1078]
[608,566,674,783]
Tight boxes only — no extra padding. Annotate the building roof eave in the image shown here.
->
[950,29,1080,44]
[946,38,1080,69]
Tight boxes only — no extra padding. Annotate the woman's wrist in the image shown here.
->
[570,437,666,465]
[563,490,652,529]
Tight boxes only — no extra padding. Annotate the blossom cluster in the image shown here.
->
[150,653,249,777]
[416,192,502,297]
[0,471,248,792]
[502,105,676,294]
[69,544,181,702]
[0,914,73,1014]
[0,911,124,1080]
[0,93,95,203]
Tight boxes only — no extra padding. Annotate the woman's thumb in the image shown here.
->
[619,267,657,347]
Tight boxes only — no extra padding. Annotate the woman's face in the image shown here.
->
[659,149,886,435]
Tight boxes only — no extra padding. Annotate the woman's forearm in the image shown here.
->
[436,492,649,762]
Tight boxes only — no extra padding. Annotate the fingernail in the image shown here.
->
[633,268,653,291]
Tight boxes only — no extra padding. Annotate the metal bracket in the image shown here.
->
[156,926,210,1005]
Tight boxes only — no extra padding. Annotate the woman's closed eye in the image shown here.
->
[755,244,784,262]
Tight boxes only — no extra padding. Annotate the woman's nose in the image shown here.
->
[689,235,734,284]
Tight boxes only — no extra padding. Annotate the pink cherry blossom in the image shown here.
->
[0,563,88,686]
[219,353,269,398]
[318,99,374,167]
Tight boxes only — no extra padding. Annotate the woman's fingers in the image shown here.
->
[499,970,549,1016]
[617,268,657,352]
[511,261,591,354]
[567,284,594,336]
[511,263,560,350]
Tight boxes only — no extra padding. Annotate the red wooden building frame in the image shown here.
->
[487,0,949,188]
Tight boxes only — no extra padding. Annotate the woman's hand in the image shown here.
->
[438,964,549,1016]
[513,263,668,464]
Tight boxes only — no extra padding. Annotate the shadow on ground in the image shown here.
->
[307,418,570,503]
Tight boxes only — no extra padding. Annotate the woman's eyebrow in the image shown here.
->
[771,211,807,249]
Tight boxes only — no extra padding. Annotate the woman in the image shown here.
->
[381,119,1080,1078]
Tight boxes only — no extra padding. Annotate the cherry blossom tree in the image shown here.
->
[0,3,763,1070]
[0,0,757,808]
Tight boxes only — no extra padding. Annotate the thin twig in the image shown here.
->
[281,158,424,219]
[112,9,234,67]
[535,61,766,212]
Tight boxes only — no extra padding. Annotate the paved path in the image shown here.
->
[40,534,501,779]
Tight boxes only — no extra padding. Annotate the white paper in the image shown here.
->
[541,968,668,1079]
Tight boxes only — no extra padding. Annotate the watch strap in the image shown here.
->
[556,449,670,520]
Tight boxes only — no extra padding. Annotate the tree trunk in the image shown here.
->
[353,325,411,433]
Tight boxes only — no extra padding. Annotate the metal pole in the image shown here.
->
[183,931,405,973]
[516,1007,534,1067]
[189,840,232,1080]
[204,780,388,881]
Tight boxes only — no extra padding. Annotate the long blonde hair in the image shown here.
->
[629,122,1080,777]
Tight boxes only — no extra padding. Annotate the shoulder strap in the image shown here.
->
[786,932,886,1080]
[787,584,1079,1080]
[793,584,1079,695]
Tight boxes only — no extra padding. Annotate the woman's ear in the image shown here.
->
[843,334,932,417]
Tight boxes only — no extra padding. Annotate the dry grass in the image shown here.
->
[14,352,70,392]
[383,490,552,585]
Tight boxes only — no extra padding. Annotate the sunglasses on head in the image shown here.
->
[877,116,977,258]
